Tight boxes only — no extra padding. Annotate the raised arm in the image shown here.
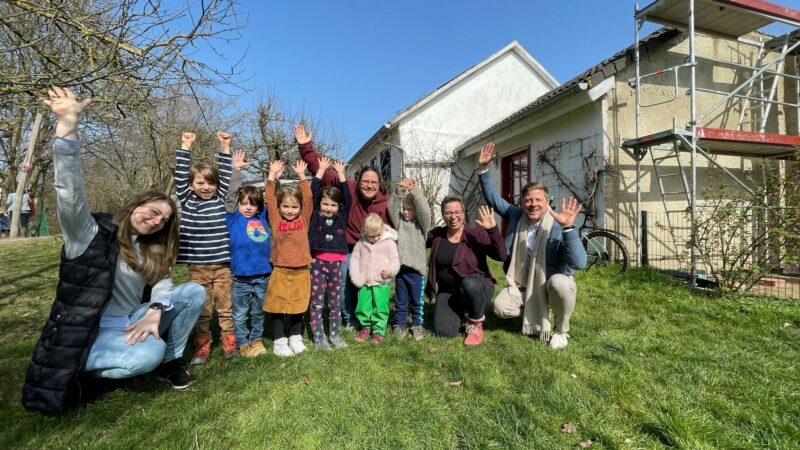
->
[265,160,284,230]
[215,131,233,199]
[225,150,247,213]
[333,160,351,216]
[551,197,587,269]
[43,86,98,259]
[478,142,516,217]
[295,124,340,186]
[408,181,431,235]
[312,156,333,207]
[291,160,314,224]
[174,132,195,205]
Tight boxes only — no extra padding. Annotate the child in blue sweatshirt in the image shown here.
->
[225,150,272,357]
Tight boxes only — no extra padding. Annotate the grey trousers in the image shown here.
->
[493,274,577,332]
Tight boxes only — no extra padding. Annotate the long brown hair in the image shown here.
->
[112,191,179,285]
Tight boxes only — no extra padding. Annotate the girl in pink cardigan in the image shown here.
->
[350,213,400,344]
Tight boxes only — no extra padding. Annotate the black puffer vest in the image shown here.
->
[22,214,119,414]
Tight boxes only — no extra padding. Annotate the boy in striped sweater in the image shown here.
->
[175,131,237,363]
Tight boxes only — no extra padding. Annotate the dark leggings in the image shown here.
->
[434,275,494,338]
[271,313,304,340]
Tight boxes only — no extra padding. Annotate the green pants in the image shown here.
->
[355,284,391,335]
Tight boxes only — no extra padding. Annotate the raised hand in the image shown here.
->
[318,156,332,172]
[474,205,497,230]
[398,178,416,190]
[293,124,313,145]
[232,150,248,170]
[478,142,495,170]
[332,160,347,182]
[293,160,308,177]
[181,132,196,151]
[549,197,582,227]
[41,86,92,118]
[268,160,285,181]
[216,130,232,154]
[42,87,92,140]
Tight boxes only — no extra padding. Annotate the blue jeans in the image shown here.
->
[232,274,269,347]
[339,252,358,327]
[83,282,205,379]
[395,267,425,327]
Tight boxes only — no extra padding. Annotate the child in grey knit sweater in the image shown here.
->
[389,179,431,340]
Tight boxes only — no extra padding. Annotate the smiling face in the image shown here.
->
[522,188,549,222]
[320,195,340,218]
[402,199,417,222]
[190,174,218,200]
[441,200,465,233]
[130,200,172,235]
[280,196,301,222]
[238,198,258,218]
[358,170,380,201]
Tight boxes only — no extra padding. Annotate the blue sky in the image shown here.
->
[220,0,796,158]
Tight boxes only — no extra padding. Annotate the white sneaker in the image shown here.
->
[273,337,295,357]
[549,332,570,350]
[288,335,307,354]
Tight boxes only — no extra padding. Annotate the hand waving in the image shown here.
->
[232,150,248,170]
[318,156,332,172]
[478,142,495,169]
[269,160,285,181]
[293,160,308,177]
[474,205,497,230]
[549,197,582,227]
[293,124,313,145]
[216,130,232,153]
[181,132,196,151]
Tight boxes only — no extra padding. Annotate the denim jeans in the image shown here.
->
[232,274,269,347]
[339,252,358,327]
[83,282,205,379]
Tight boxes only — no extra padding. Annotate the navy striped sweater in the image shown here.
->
[175,149,232,265]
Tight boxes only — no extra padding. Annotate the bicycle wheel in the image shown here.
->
[581,230,629,273]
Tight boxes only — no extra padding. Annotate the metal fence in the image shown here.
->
[630,209,800,300]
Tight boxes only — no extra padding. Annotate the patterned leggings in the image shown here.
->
[309,258,344,339]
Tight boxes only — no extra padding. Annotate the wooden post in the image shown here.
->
[10,112,43,239]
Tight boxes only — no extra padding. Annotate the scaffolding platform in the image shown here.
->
[622,127,800,159]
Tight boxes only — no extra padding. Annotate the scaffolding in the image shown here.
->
[621,0,800,285]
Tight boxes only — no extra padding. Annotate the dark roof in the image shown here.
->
[457,27,682,153]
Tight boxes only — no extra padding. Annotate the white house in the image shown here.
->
[347,41,559,221]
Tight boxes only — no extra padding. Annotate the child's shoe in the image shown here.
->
[410,325,425,341]
[549,332,570,350]
[329,334,348,349]
[392,325,407,340]
[273,337,294,357]
[313,335,332,351]
[464,317,484,347]
[190,338,211,365]
[355,327,371,342]
[288,335,307,354]
[372,333,385,345]
[222,334,240,359]
[250,339,267,355]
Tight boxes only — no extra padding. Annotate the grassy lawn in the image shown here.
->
[1,237,798,449]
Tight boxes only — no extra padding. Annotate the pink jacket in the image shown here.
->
[349,225,400,287]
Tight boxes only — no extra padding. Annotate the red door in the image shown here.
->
[500,146,530,235]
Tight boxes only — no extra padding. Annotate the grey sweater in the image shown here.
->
[54,138,173,320]
[388,184,431,275]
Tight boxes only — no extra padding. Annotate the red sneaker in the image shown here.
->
[222,334,240,359]
[464,318,484,347]
[372,333,385,345]
[190,338,211,365]
[355,328,371,342]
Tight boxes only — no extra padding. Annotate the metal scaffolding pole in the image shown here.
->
[634,3,642,267]
[689,0,698,287]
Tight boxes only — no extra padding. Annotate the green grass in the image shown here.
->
[1,237,798,449]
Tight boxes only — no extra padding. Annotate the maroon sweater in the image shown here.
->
[299,141,392,248]
[425,224,508,299]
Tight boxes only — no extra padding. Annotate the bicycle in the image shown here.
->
[578,221,630,273]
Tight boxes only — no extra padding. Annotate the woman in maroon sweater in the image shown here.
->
[426,197,507,346]
[295,125,392,328]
